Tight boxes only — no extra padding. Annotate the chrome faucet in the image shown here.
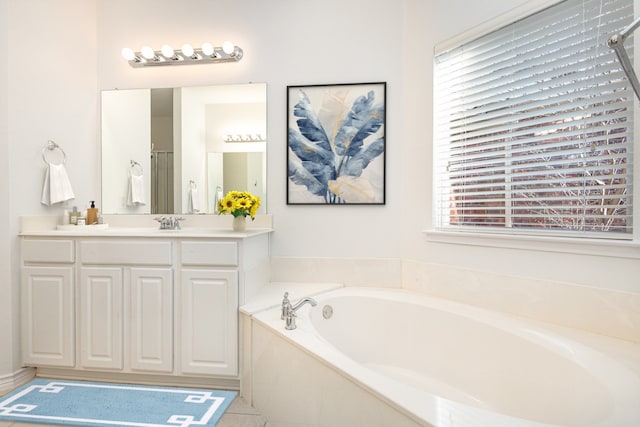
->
[154,216,185,230]
[281,292,317,330]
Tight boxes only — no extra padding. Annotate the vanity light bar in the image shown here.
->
[122,41,243,68]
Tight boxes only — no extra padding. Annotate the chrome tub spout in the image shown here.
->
[282,292,317,330]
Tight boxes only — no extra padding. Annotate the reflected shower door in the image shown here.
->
[151,151,174,214]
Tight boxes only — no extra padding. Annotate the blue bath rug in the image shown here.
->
[0,378,237,427]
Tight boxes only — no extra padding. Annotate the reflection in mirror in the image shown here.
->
[101,83,267,215]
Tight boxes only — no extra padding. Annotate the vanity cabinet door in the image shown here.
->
[79,267,123,370]
[21,266,75,367]
[180,269,238,376]
[130,268,173,373]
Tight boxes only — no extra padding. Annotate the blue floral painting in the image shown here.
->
[287,82,386,204]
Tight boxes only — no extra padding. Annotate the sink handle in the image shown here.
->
[173,217,185,230]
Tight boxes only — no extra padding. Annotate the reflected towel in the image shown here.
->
[127,174,146,206]
[41,163,75,206]
[214,187,223,208]
[188,187,201,213]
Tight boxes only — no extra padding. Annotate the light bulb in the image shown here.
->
[141,46,155,60]
[181,43,194,57]
[202,42,214,57]
[222,41,235,55]
[160,44,174,59]
[121,47,136,61]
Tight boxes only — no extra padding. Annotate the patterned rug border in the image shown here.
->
[0,378,237,427]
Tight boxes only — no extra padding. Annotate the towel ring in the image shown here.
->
[41,140,66,166]
[130,160,143,176]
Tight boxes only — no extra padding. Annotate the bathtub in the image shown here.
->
[248,287,640,427]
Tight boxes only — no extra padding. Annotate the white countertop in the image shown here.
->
[19,226,273,239]
[19,214,273,238]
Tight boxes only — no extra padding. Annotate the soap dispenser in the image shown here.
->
[87,201,99,225]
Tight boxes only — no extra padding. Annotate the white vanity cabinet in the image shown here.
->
[21,240,76,368]
[78,265,173,373]
[78,240,174,373]
[19,227,270,388]
[179,241,240,376]
[78,266,123,370]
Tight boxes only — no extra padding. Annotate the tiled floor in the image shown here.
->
[0,393,270,427]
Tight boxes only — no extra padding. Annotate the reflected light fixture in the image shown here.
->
[122,41,243,67]
[224,133,266,143]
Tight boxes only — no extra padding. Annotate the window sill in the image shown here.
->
[424,230,640,259]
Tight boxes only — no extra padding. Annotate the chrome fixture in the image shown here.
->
[122,41,243,68]
[224,133,266,143]
[608,18,640,101]
[154,216,185,230]
[41,140,66,165]
[281,292,317,330]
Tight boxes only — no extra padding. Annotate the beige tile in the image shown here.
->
[227,396,261,415]
[402,259,640,342]
[216,413,267,427]
[270,256,402,287]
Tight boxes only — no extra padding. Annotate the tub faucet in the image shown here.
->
[281,292,317,330]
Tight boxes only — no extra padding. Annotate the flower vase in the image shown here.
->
[232,216,246,232]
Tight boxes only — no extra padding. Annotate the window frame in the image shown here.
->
[431,0,639,245]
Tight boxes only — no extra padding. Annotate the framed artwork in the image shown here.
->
[287,82,386,205]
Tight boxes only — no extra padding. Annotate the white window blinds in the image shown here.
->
[434,0,634,238]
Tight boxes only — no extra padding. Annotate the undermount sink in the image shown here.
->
[57,224,110,231]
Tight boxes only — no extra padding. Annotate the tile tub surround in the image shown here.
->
[270,257,640,343]
[402,260,640,343]
[269,257,402,288]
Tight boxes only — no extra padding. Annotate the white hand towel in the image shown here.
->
[127,174,146,206]
[41,163,75,206]
[188,187,201,213]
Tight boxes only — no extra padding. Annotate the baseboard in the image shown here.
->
[35,368,240,390]
[0,367,36,393]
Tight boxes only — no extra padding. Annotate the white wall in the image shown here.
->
[0,0,13,379]
[3,0,98,379]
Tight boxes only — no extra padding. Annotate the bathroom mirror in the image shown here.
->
[101,83,267,215]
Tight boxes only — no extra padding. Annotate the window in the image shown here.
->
[434,0,634,239]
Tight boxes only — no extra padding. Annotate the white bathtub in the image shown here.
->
[249,287,640,427]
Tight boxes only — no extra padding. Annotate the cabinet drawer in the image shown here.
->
[181,241,238,266]
[22,239,75,263]
[80,240,172,265]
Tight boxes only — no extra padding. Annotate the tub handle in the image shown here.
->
[281,292,290,320]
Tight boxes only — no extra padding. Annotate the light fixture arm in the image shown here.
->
[608,17,640,101]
